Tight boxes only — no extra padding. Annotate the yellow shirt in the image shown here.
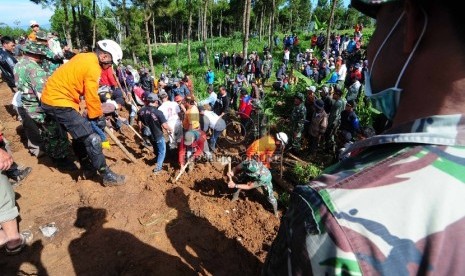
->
[41,53,103,119]
[28,32,37,41]
[246,135,277,168]
[183,105,200,130]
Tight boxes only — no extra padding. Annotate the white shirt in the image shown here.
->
[284,50,290,60]
[203,110,220,129]
[338,64,347,81]
[158,101,181,123]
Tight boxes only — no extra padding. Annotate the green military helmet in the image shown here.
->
[22,41,47,56]
[294,92,305,102]
[36,30,48,41]
[244,159,261,177]
[351,0,398,18]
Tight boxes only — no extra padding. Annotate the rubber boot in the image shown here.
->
[101,167,125,186]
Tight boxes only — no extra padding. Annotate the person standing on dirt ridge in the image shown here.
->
[227,159,278,217]
[40,39,125,186]
[264,0,465,274]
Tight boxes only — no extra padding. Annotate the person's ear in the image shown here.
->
[404,0,424,53]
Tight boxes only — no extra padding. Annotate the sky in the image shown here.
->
[0,0,351,29]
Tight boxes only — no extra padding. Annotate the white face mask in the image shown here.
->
[364,9,428,121]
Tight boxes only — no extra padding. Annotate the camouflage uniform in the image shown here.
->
[237,160,277,215]
[324,96,345,150]
[291,94,306,151]
[264,115,465,275]
[14,41,70,159]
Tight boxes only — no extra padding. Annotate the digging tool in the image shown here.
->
[174,157,194,183]
[104,127,138,163]
[280,145,284,179]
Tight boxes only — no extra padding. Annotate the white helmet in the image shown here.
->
[276,132,288,145]
[97,39,123,65]
[30,20,39,27]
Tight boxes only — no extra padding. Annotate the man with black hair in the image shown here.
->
[40,39,125,186]
[0,36,18,93]
[138,93,172,174]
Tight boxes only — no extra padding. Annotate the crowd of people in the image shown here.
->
[2,0,464,274]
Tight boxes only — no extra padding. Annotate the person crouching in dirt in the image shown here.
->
[40,39,125,186]
[246,129,288,169]
[227,159,278,217]
[138,93,172,174]
[178,130,212,171]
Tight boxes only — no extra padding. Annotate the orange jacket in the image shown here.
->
[41,53,103,119]
[246,135,277,168]
[28,32,37,41]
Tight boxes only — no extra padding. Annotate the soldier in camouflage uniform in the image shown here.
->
[35,31,63,76]
[263,0,465,275]
[227,159,278,217]
[14,41,74,169]
[290,93,306,152]
[324,87,345,152]
[261,54,273,84]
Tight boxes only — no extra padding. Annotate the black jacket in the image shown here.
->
[0,48,17,89]
[213,93,230,116]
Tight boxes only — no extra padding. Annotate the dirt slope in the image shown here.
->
[0,82,281,276]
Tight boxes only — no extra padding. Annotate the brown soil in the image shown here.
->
[0,82,283,275]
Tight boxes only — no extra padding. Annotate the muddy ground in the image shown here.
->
[0,82,290,275]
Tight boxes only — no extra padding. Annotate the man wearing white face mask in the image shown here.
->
[263,0,465,275]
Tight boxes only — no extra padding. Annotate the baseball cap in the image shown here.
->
[184,131,198,146]
[146,93,159,103]
[306,86,316,92]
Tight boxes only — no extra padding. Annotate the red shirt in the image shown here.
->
[178,130,207,165]
[238,95,253,119]
[100,67,117,87]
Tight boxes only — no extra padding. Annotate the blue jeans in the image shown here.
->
[151,137,166,171]
[209,130,221,151]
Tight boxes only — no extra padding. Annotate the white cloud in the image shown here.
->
[0,0,54,28]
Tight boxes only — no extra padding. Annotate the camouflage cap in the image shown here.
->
[22,41,47,56]
[294,93,305,102]
[351,0,399,18]
[36,30,48,41]
[244,160,260,177]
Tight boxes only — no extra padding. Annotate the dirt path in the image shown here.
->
[0,82,281,275]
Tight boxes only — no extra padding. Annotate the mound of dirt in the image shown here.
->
[0,83,283,275]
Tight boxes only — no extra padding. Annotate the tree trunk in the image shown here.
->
[78,3,84,46]
[175,19,179,58]
[210,3,213,49]
[242,0,247,35]
[269,0,276,53]
[152,15,158,51]
[92,0,96,50]
[122,0,130,40]
[326,0,338,53]
[188,7,192,62]
[242,0,251,65]
[203,0,209,66]
[132,50,137,65]
[62,0,73,49]
[145,12,155,77]
[259,8,263,42]
[219,10,222,38]
[71,4,81,48]
[198,6,202,42]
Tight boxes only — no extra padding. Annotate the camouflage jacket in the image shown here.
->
[328,98,345,127]
[41,45,62,76]
[263,114,465,275]
[14,56,47,121]
[291,103,306,132]
[237,160,272,187]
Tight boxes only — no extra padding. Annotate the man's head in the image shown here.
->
[314,99,325,111]
[159,90,169,102]
[146,93,159,106]
[294,93,305,105]
[1,36,15,53]
[219,86,227,96]
[346,100,356,111]
[184,96,195,108]
[333,88,343,99]
[275,132,288,147]
[175,95,184,104]
[184,130,198,146]
[30,20,39,32]
[96,39,123,69]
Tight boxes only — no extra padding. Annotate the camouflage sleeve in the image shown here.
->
[29,64,48,95]
[297,107,306,130]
